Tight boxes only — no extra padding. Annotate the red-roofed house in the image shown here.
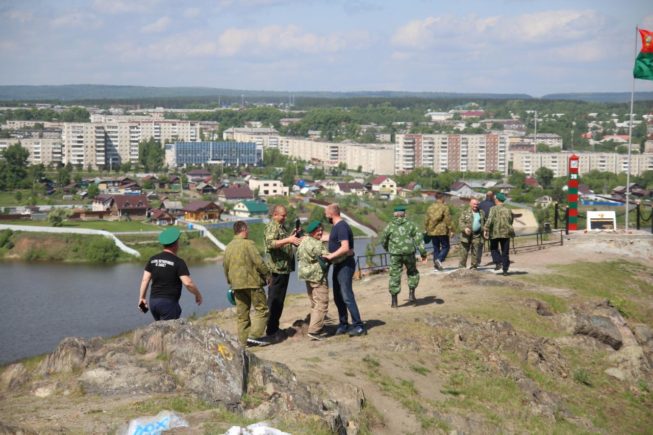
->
[371,176,397,196]
[524,176,540,188]
[182,200,223,222]
[92,194,149,219]
[335,182,367,196]
[217,184,254,203]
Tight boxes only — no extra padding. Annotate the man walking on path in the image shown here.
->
[458,198,485,270]
[297,220,330,340]
[484,193,514,276]
[425,192,454,271]
[380,205,427,308]
[138,227,203,321]
[324,203,366,337]
[224,221,271,347]
[478,191,500,267]
[264,205,302,341]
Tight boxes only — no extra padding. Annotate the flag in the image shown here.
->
[634,28,653,81]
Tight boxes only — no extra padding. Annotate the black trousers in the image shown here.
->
[266,273,289,335]
[490,238,510,272]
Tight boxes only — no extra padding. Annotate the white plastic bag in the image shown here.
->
[123,410,189,435]
[225,422,290,435]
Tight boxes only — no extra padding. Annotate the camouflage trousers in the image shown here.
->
[459,233,484,269]
[388,254,419,296]
[234,288,269,346]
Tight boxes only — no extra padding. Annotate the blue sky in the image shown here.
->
[1,0,652,96]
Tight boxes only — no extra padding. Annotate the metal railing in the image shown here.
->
[355,229,564,276]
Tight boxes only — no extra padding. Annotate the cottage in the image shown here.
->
[232,200,270,218]
[111,195,149,219]
[217,184,254,203]
[150,209,176,225]
[371,176,397,196]
[334,182,367,196]
[182,200,223,222]
[196,182,217,194]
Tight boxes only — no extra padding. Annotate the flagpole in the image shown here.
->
[625,26,638,232]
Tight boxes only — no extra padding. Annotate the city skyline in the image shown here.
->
[1,0,653,96]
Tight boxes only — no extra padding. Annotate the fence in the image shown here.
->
[553,202,653,234]
[356,229,564,276]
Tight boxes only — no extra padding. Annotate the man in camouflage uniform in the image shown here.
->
[425,192,454,271]
[223,221,271,347]
[381,205,427,308]
[297,220,330,340]
[483,192,514,276]
[264,205,302,340]
[458,198,485,270]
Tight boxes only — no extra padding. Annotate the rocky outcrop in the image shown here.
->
[1,320,363,434]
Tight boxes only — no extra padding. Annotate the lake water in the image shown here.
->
[0,238,379,365]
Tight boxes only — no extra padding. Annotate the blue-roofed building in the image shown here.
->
[165,141,263,168]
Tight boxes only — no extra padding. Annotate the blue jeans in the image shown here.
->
[150,298,181,321]
[332,259,363,328]
[432,236,450,263]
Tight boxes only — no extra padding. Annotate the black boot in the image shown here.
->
[408,288,416,303]
[391,294,398,308]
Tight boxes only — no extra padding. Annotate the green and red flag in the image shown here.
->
[634,28,653,81]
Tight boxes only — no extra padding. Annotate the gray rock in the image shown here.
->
[0,363,29,391]
[632,324,653,346]
[604,367,626,381]
[0,420,38,434]
[574,315,623,350]
[78,366,177,395]
[38,337,87,375]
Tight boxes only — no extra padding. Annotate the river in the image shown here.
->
[0,238,380,365]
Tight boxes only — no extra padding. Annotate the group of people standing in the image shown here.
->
[138,191,514,347]
[380,190,514,307]
[138,203,366,348]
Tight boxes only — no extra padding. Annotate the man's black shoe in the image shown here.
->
[349,326,367,337]
[246,337,271,347]
[494,264,501,271]
[503,271,509,276]
[335,324,349,335]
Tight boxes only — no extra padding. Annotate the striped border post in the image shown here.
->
[567,154,580,231]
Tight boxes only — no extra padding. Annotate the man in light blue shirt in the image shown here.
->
[458,198,485,269]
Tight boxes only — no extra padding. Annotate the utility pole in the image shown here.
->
[571,121,576,151]
[533,110,538,148]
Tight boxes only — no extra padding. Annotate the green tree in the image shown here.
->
[535,167,554,189]
[138,137,165,172]
[48,208,72,227]
[1,143,30,189]
[87,183,99,198]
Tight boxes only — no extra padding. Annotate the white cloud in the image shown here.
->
[93,0,160,14]
[3,10,34,23]
[183,8,201,18]
[141,16,171,34]
[50,12,103,29]
[392,10,604,50]
[216,25,366,56]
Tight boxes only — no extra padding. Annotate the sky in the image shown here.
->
[1,0,653,97]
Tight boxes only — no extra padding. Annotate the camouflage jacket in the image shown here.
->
[484,204,514,239]
[264,220,295,274]
[297,236,329,283]
[458,208,486,240]
[381,217,427,257]
[223,235,270,290]
[425,202,454,236]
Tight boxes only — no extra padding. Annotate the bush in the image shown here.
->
[80,236,121,263]
[0,229,13,249]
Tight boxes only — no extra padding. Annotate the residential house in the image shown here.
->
[371,176,397,196]
[150,209,176,225]
[232,200,270,218]
[92,194,149,219]
[161,200,184,216]
[334,182,367,196]
[248,179,289,197]
[448,181,478,198]
[217,184,254,203]
[535,195,554,208]
[182,200,223,222]
[196,182,217,194]
[187,169,212,183]
[524,177,540,189]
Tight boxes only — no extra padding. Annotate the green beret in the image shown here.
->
[394,205,407,212]
[496,192,507,202]
[305,220,322,233]
[159,227,181,245]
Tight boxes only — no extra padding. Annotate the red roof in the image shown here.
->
[112,194,149,211]
[371,175,388,185]
[218,185,254,200]
[183,200,222,212]
[524,176,540,187]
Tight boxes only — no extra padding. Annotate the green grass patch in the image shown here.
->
[409,364,431,376]
[121,395,214,416]
[521,260,653,324]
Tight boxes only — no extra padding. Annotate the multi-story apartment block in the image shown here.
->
[0,138,63,166]
[511,151,653,177]
[165,141,262,168]
[61,121,200,169]
[522,133,563,148]
[394,133,509,175]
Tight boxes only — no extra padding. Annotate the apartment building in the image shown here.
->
[61,121,200,169]
[0,138,63,166]
[226,129,395,174]
[511,151,653,177]
[165,141,262,167]
[395,133,509,175]
[522,133,563,148]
